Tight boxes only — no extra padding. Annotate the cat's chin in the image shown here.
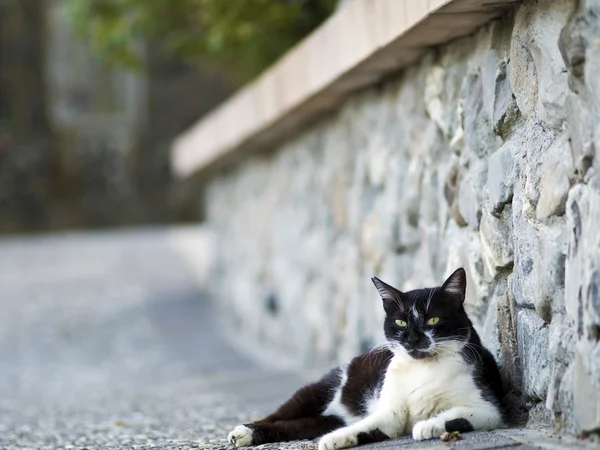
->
[407,349,432,360]
[390,345,434,361]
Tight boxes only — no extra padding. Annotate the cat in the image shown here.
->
[227,268,504,449]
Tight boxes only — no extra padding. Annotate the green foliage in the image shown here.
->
[66,0,338,81]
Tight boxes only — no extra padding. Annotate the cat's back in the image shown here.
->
[323,348,393,422]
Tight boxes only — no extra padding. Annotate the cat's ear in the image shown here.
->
[440,268,467,305]
[371,277,404,313]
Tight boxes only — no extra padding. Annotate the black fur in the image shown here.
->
[239,367,345,445]
[459,332,505,410]
[244,416,344,445]
[356,429,389,445]
[445,418,475,433]
[341,350,392,416]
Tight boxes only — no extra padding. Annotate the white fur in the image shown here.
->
[319,427,358,450]
[443,278,463,296]
[322,367,360,425]
[424,330,435,344]
[317,348,502,450]
[364,390,381,417]
[411,304,420,321]
[228,425,253,447]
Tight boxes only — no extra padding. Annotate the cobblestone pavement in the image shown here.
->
[0,228,593,450]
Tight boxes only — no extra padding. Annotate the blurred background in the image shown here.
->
[0,0,337,234]
[0,3,341,447]
[2,1,599,447]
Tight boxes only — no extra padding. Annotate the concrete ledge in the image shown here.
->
[172,0,522,178]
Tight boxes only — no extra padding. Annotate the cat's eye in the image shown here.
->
[395,319,407,327]
[426,317,440,325]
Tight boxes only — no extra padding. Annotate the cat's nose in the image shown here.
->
[407,332,425,346]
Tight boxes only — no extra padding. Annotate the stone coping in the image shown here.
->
[171,0,521,178]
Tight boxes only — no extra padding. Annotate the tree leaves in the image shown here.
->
[65,0,338,82]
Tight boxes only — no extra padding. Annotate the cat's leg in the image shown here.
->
[412,404,503,440]
[318,411,404,450]
[228,416,343,447]
[257,367,342,423]
[228,368,343,446]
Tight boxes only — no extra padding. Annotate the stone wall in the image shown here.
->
[203,0,600,436]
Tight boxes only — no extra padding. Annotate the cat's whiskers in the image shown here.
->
[427,335,471,359]
[365,341,394,369]
[367,341,392,353]
[431,333,484,367]
[461,342,484,367]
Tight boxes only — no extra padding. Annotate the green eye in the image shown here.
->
[395,319,407,327]
[427,317,440,325]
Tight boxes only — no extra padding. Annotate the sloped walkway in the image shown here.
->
[0,228,591,450]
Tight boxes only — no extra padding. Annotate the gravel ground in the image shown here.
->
[0,228,592,450]
[0,228,306,450]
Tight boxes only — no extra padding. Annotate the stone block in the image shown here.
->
[424,65,451,136]
[444,164,468,227]
[482,49,519,137]
[360,210,385,272]
[573,341,600,434]
[480,278,505,362]
[461,72,502,158]
[565,185,600,331]
[487,138,518,214]
[563,184,600,440]
[585,38,600,110]
[510,195,536,309]
[536,134,573,220]
[511,189,567,321]
[558,4,585,81]
[424,62,466,138]
[497,286,521,391]
[458,175,481,230]
[516,308,550,400]
[479,206,514,282]
[527,402,554,428]
[561,37,600,182]
[537,224,567,323]
[457,161,487,231]
[366,135,390,188]
[509,0,573,127]
[546,314,576,423]
[565,92,595,181]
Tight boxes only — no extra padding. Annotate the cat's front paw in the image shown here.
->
[412,417,445,440]
[318,430,358,450]
[228,424,254,447]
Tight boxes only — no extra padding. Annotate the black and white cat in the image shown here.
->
[228,268,504,449]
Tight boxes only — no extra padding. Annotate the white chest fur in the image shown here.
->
[375,353,485,430]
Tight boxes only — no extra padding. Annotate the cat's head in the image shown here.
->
[371,268,472,360]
